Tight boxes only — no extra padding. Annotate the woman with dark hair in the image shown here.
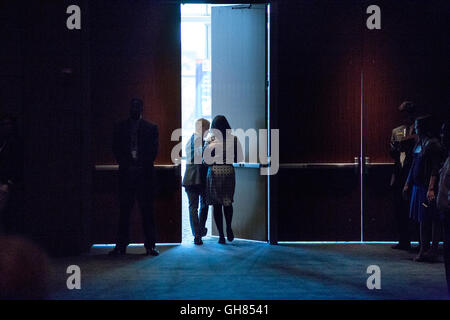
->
[403,115,443,261]
[203,115,243,244]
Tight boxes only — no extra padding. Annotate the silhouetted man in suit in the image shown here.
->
[109,99,159,256]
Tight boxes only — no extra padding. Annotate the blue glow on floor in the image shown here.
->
[92,241,435,246]
[92,243,181,247]
[278,241,425,245]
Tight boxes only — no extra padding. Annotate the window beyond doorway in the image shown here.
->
[181,4,213,242]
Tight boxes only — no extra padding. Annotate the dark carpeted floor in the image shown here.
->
[46,239,449,300]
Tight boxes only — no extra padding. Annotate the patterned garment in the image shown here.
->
[205,164,235,206]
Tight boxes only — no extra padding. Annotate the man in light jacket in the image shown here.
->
[182,118,210,245]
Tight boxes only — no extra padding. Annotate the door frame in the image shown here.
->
[181,1,272,243]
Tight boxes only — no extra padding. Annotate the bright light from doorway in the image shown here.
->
[180,4,237,243]
[181,4,213,243]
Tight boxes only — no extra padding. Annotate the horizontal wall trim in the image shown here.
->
[278,241,423,245]
[233,162,263,168]
[92,243,181,247]
[93,241,443,246]
[279,162,394,169]
[280,163,357,169]
[95,163,268,170]
[95,164,180,171]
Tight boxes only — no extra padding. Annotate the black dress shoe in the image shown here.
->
[108,247,126,256]
[218,237,226,244]
[194,237,203,245]
[201,227,208,237]
[146,247,160,256]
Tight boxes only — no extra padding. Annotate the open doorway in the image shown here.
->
[181,4,213,243]
[181,3,269,243]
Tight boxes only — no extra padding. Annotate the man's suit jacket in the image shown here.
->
[389,124,416,189]
[182,134,207,187]
[113,119,159,172]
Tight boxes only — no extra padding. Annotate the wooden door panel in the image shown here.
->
[271,0,363,241]
[90,1,181,244]
[362,0,448,240]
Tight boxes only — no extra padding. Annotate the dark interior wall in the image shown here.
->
[362,0,449,164]
[6,0,92,255]
[361,0,449,240]
[0,1,23,121]
[1,0,182,251]
[272,0,449,165]
[0,2,26,238]
[93,167,180,244]
[2,0,447,248]
[270,0,364,241]
[90,0,182,244]
[90,0,181,165]
[273,0,363,164]
[271,0,449,241]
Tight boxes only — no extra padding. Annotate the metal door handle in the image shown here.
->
[364,156,370,174]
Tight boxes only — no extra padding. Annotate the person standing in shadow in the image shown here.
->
[389,101,417,250]
[203,115,243,244]
[403,115,442,262]
[182,118,210,245]
[109,98,159,256]
[437,120,450,295]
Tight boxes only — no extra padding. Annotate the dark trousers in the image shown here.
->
[393,186,411,246]
[116,167,156,250]
[185,186,208,237]
[443,214,450,296]
[213,205,233,238]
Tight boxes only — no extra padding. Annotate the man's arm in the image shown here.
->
[185,135,202,164]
